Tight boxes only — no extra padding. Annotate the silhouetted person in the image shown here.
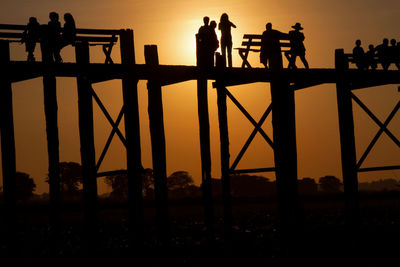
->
[218,13,236,67]
[389,38,400,70]
[285,22,309,69]
[260,22,288,69]
[47,12,62,63]
[60,13,76,49]
[208,20,219,66]
[365,44,377,70]
[21,17,40,62]
[197,16,210,67]
[375,38,390,70]
[352,39,365,70]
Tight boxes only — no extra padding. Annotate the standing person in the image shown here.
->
[375,38,390,70]
[208,20,219,67]
[365,44,377,70]
[260,22,288,69]
[285,22,309,69]
[60,13,76,49]
[197,16,210,68]
[352,39,365,70]
[21,17,41,62]
[218,13,236,67]
[389,39,400,70]
[47,11,62,63]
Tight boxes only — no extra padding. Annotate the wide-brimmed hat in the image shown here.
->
[292,22,303,30]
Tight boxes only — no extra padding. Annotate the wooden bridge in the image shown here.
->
[1,24,400,258]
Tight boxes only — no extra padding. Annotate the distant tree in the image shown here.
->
[167,171,194,191]
[105,173,128,200]
[45,162,83,196]
[230,174,275,197]
[298,177,318,195]
[16,172,36,200]
[319,175,342,194]
[105,168,155,200]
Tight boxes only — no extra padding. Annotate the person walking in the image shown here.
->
[218,13,236,67]
[286,22,309,69]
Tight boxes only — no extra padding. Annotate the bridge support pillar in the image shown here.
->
[335,49,359,245]
[215,54,233,237]
[270,55,301,261]
[120,29,144,250]
[0,40,17,257]
[196,36,214,239]
[40,41,61,254]
[145,45,169,243]
[75,41,98,255]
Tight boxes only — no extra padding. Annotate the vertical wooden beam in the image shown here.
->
[335,49,359,241]
[0,40,17,256]
[75,41,98,254]
[269,49,301,259]
[215,53,232,237]
[197,84,215,237]
[120,29,144,248]
[40,41,61,254]
[144,45,169,242]
[196,56,214,238]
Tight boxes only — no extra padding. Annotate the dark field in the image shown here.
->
[1,193,400,266]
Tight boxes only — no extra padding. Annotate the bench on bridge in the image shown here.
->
[235,34,291,68]
[0,24,119,63]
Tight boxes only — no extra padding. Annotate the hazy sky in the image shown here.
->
[1,0,400,194]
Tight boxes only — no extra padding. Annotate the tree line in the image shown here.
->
[2,161,400,201]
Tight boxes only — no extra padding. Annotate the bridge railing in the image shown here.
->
[0,24,120,63]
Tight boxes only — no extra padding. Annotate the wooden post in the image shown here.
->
[269,48,301,260]
[40,41,61,254]
[120,29,144,248]
[144,45,169,242]
[75,41,98,254]
[0,40,17,256]
[215,53,232,237]
[196,34,214,238]
[335,49,359,243]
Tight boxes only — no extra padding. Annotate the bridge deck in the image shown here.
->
[2,61,400,89]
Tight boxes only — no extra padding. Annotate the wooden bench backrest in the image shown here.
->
[0,24,119,44]
[241,34,291,49]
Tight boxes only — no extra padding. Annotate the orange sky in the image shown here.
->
[1,0,400,194]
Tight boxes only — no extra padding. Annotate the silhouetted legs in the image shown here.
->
[221,42,233,67]
[286,52,309,69]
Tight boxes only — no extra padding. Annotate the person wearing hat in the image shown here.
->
[285,22,309,69]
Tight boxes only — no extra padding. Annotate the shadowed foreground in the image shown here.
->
[0,193,399,266]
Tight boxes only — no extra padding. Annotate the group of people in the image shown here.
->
[197,13,236,68]
[260,22,309,70]
[21,12,76,62]
[352,38,400,70]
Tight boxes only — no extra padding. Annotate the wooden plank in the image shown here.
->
[358,165,400,172]
[145,45,169,243]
